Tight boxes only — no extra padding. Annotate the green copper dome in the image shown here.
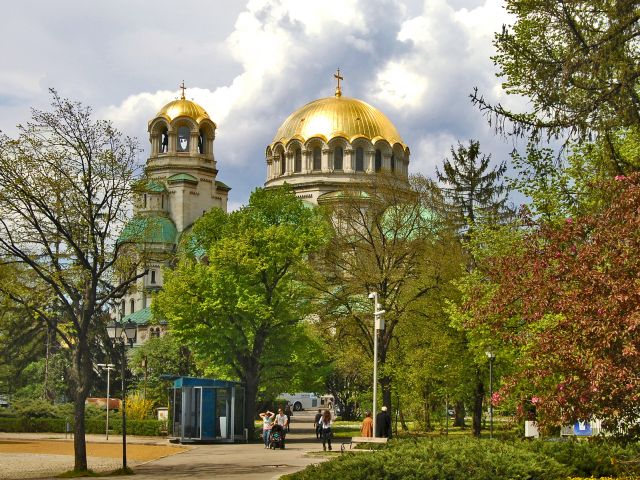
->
[119,215,177,244]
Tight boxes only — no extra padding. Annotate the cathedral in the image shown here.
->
[119,74,410,343]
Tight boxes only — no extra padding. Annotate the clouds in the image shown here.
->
[1,0,519,208]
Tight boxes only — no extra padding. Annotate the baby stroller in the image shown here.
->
[269,424,285,449]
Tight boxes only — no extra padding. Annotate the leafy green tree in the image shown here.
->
[128,333,200,407]
[0,90,142,472]
[309,175,458,415]
[154,186,329,430]
[472,0,640,174]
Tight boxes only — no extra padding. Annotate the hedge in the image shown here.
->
[0,417,166,436]
[283,438,570,480]
[283,437,640,480]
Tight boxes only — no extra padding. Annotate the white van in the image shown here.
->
[278,392,319,411]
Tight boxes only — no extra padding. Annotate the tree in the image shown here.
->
[472,0,640,167]
[309,175,457,413]
[436,139,510,231]
[0,90,141,471]
[154,186,329,431]
[464,174,640,437]
[128,333,200,407]
[437,140,511,436]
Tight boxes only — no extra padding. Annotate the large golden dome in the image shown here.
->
[155,98,210,123]
[270,95,406,149]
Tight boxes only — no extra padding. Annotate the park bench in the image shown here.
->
[340,436,388,453]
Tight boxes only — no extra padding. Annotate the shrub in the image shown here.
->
[126,392,154,420]
[284,438,570,480]
[0,416,165,436]
[11,398,57,418]
[521,439,640,477]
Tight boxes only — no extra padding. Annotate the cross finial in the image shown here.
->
[179,80,187,100]
[334,69,344,98]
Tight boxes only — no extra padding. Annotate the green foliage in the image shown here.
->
[155,185,330,428]
[0,416,165,436]
[283,438,569,480]
[11,398,57,418]
[473,0,640,144]
[128,333,197,407]
[521,440,640,478]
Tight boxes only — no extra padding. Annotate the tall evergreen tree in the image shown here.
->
[437,139,510,231]
[437,139,510,437]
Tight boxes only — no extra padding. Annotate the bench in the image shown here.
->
[340,436,388,453]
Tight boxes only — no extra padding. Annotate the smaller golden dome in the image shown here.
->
[155,98,210,124]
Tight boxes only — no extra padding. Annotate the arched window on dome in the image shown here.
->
[198,129,206,154]
[375,149,382,172]
[355,147,364,172]
[177,126,190,152]
[334,147,343,170]
[130,298,135,314]
[391,154,395,172]
[280,153,286,175]
[313,147,321,171]
[160,127,169,154]
[294,149,302,173]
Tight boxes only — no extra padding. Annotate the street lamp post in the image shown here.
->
[485,349,496,439]
[368,292,385,438]
[107,320,137,470]
[97,363,115,440]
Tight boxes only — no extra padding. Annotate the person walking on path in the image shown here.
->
[360,411,373,437]
[375,406,392,438]
[274,407,289,445]
[313,409,322,439]
[318,409,333,451]
[260,410,275,448]
[285,403,293,432]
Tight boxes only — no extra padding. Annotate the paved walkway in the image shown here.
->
[0,412,332,480]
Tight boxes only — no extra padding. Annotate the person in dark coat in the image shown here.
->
[314,409,322,439]
[375,406,392,438]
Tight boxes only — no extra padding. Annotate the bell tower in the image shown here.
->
[146,82,230,232]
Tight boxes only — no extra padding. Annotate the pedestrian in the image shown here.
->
[285,403,293,432]
[314,408,322,439]
[360,411,373,437]
[259,410,275,448]
[375,406,392,438]
[318,409,333,451]
[275,407,289,446]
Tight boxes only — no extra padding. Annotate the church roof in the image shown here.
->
[119,215,178,244]
[138,180,167,193]
[155,98,211,123]
[121,306,154,325]
[270,95,406,150]
[168,173,198,184]
[215,180,231,191]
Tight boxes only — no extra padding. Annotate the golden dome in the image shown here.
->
[270,96,406,149]
[155,98,210,124]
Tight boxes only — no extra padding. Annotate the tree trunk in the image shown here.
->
[472,374,484,437]
[71,338,91,472]
[399,408,409,431]
[454,400,466,427]
[380,375,392,411]
[244,371,259,434]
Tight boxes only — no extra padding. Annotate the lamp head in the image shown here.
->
[368,292,376,299]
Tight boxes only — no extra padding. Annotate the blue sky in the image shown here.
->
[1,0,525,210]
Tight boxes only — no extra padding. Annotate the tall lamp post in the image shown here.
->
[485,349,495,439]
[97,363,115,440]
[368,291,385,438]
[107,320,137,470]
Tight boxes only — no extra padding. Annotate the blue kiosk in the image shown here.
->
[167,376,245,443]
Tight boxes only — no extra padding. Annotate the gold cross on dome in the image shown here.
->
[179,80,187,100]
[334,69,344,97]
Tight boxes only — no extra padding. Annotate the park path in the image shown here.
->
[121,411,330,480]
